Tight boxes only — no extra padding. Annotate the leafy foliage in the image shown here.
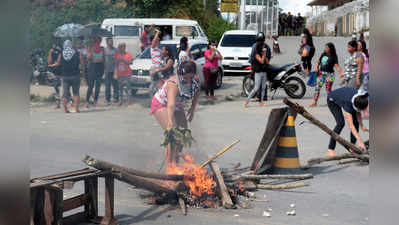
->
[204,16,237,43]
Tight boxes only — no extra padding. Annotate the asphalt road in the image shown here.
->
[30,36,369,225]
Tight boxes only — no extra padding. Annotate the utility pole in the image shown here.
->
[240,0,246,29]
[203,0,206,8]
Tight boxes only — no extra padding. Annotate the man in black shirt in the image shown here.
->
[48,41,63,108]
[286,12,293,36]
[296,13,304,35]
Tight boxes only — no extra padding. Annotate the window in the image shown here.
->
[220,34,256,47]
[176,26,198,37]
[114,26,140,36]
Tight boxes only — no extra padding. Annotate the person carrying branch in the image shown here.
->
[150,61,200,172]
[326,87,369,157]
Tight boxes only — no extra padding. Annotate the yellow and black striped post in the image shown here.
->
[271,107,301,174]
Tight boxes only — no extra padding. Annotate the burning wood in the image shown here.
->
[208,158,235,209]
[82,154,184,181]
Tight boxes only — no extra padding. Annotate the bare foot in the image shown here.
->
[84,102,89,108]
[244,100,249,108]
[64,109,70,113]
[326,150,337,157]
[95,102,99,107]
[117,101,122,106]
[55,104,60,109]
[259,102,265,107]
[309,102,317,107]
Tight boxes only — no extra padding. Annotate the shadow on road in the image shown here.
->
[116,205,176,224]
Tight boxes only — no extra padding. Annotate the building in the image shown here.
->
[307,0,369,36]
[237,0,279,36]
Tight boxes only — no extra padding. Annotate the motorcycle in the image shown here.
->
[242,63,306,99]
[30,48,60,87]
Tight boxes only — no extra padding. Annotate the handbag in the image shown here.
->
[307,71,317,87]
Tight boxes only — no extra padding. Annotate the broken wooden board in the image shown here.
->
[250,107,288,174]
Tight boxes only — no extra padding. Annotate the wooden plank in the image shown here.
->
[251,109,288,174]
[30,188,37,225]
[30,171,109,189]
[82,155,184,181]
[208,159,234,209]
[100,176,119,225]
[251,108,288,171]
[44,189,53,225]
[63,194,89,212]
[53,188,63,225]
[32,168,94,181]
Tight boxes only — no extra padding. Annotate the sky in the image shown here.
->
[278,0,313,15]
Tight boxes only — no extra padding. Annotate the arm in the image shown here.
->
[335,64,344,78]
[48,49,54,64]
[48,54,61,67]
[166,82,179,129]
[80,53,85,78]
[357,112,368,132]
[344,111,366,152]
[206,49,216,61]
[255,53,266,64]
[216,50,223,60]
[315,62,320,73]
[301,48,308,57]
[157,58,173,73]
[151,30,160,48]
[356,56,364,87]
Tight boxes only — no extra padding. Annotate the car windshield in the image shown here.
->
[220,34,256,47]
[136,44,178,59]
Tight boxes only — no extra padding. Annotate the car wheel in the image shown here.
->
[215,69,223,89]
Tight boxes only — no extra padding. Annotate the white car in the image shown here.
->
[129,39,224,94]
[217,30,257,74]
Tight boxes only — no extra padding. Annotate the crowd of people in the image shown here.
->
[279,12,305,36]
[39,24,369,164]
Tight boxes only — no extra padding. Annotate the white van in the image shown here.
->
[101,18,208,57]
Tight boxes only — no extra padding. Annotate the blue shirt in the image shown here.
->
[327,87,357,114]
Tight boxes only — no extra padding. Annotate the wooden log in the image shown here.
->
[256,182,309,190]
[251,108,288,172]
[63,194,89,212]
[113,171,177,197]
[239,174,313,180]
[283,98,363,154]
[82,154,184,181]
[208,158,235,209]
[200,139,240,168]
[302,153,369,169]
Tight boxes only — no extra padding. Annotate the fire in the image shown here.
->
[166,154,216,197]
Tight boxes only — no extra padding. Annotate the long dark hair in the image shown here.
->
[348,40,358,51]
[178,36,188,57]
[163,45,174,59]
[358,40,369,58]
[326,42,338,60]
[354,93,369,110]
[303,28,314,47]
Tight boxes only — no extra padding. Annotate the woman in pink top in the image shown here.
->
[357,40,369,92]
[150,61,200,171]
[203,40,223,100]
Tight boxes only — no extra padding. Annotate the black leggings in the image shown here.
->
[327,100,359,150]
[87,62,104,102]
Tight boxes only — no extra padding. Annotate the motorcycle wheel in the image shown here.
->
[283,76,306,99]
[242,75,254,97]
[215,69,223,89]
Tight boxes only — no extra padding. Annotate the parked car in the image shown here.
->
[129,39,224,95]
[101,18,208,57]
[217,30,257,74]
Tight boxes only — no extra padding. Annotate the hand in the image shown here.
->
[356,78,361,87]
[358,141,367,153]
[340,71,344,78]
[187,108,194,122]
[315,68,319,74]
[166,121,175,130]
[361,126,369,132]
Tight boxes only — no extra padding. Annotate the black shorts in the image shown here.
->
[62,77,80,98]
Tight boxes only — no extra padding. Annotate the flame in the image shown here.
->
[166,154,216,197]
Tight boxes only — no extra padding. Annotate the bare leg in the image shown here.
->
[62,98,70,113]
[73,96,80,113]
[153,108,173,171]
